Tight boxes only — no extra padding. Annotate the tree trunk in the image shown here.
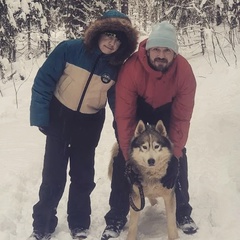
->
[121,0,128,15]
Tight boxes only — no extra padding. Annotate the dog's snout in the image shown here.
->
[148,158,155,166]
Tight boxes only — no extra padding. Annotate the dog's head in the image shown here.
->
[129,120,173,170]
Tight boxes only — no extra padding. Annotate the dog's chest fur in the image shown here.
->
[140,176,170,199]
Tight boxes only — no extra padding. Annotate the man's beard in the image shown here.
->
[148,57,169,73]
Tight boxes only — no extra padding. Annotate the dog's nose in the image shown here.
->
[148,158,155,166]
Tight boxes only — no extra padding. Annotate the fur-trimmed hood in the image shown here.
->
[84,10,138,65]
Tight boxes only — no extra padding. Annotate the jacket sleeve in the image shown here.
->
[30,41,68,127]
[115,62,138,160]
[107,84,118,139]
[169,62,196,158]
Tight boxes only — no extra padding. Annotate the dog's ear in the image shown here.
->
[134,120,145,137]
[155,120,167,137]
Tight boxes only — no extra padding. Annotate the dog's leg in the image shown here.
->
[127,195,141,240]
[163,191,179,240]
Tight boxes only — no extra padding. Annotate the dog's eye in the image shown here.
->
[153,142,161,150]
[140,143,149,151]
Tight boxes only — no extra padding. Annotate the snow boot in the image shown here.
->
[177,216,198,234]
[27,231,51,240]
[70,228,89,239]
[101,220,126,240]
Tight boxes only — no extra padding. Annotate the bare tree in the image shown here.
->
[121,0,128,14]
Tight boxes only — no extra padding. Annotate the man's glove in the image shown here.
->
[125,162,142,185]
[160,155,179,189]
[39,126,48,135]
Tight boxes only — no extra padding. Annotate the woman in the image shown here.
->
[29,9,138,240]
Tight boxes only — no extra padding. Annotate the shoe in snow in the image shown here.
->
[177,216,198,234]
[71,228,89,239]
[27,231,51,240]
[101,221,125,240]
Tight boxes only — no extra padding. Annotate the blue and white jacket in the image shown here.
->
[30,10,138,127]
[30,39,119,127]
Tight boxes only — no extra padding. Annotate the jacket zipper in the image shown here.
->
[76,53,102,112]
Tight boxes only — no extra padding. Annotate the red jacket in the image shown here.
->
[115,39,196,160]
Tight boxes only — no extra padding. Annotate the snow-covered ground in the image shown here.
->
[0,33,240,240]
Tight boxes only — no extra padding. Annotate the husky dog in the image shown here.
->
[109,120,179,240]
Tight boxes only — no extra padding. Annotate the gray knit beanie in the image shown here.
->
[146,21,179,54]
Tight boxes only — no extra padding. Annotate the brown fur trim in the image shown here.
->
[84,17,138,65]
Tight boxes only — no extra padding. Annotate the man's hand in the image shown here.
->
[160,155,179,189]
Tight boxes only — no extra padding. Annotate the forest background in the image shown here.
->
[0,0,240,95]
[1,1,240,240]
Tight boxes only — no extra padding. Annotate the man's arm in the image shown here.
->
[169,61,196,158]
[115,64,138,160]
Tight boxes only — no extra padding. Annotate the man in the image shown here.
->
[102,21,198,239]
[29,10,138,240]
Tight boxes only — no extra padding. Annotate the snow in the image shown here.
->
[0,38,240,240]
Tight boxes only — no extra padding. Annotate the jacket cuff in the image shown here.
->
[173,147,183,159]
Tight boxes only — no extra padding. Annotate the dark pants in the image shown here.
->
[175,148,192,221]
[105,96,192,224]
[104,150,129,225]
[32,97,105,235]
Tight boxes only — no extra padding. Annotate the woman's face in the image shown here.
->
[98,32,121,54]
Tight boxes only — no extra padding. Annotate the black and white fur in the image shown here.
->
[109,120,179,240]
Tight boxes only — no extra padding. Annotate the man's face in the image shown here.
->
[147,47,176,72]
